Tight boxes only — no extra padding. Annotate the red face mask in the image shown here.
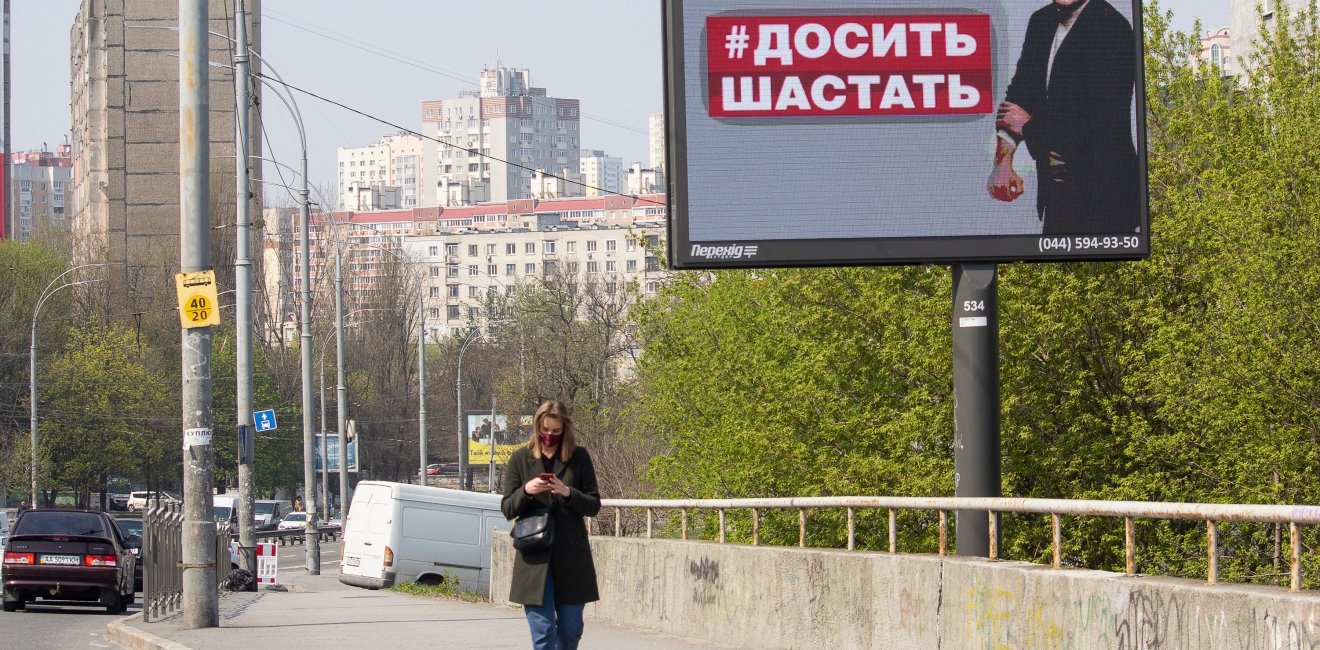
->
[540,433,563,449]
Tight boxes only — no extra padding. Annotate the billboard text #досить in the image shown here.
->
[664,0,1150,268]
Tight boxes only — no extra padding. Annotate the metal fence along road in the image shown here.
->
[597,496,1320,592]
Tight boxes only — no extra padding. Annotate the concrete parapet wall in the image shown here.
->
[491,533,1320,649]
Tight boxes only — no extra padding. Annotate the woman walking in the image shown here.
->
[501,400,601,650]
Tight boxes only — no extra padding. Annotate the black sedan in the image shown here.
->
[2,509,137,613]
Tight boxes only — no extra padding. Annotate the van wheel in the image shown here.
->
[104,591,123,614]
[416,574,443,586]
[2,600,18,612]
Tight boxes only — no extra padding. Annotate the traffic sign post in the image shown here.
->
[254,409,277,432]
[174,270,221,328]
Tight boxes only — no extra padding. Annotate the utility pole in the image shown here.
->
[179,0,218,628]
[298,96,321,576]
[232,0,257,589]
[418,288,427,485]
[335,244,349,511]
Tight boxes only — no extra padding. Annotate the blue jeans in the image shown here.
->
[524,571,585,650]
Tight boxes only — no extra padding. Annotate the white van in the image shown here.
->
[339,481,510,596]
[213,494,239,528]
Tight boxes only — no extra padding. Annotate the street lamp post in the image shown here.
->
[29,263,111,506]
[455,328,482,491]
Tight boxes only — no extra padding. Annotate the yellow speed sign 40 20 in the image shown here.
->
[175,270,221,328]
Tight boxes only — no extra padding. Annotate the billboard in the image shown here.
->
[465,412,522,465]
[313,433,359,472]
[664,0,1149,268]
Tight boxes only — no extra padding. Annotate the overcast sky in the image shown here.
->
[10,0,1229,201]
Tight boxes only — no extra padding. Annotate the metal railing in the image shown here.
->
[596,496,1320,592]
[141,502,234,622]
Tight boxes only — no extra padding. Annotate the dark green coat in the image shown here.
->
[500,445,601,606]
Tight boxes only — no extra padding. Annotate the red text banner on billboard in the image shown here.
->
[706,15,993,118]
[664,0,1150,268]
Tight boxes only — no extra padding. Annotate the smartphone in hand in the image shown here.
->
[538,472,556,481]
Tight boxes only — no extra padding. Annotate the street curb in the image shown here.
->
[105,613,193,650]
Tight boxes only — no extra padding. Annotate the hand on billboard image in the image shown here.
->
[987,0,1140,235]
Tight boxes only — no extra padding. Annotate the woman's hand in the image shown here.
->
[547,476,571,499]
[523,475,553,495]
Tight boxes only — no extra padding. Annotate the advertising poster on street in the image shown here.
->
[465,412,521,465]
[314,433,359,472]
[664,0,1149,267]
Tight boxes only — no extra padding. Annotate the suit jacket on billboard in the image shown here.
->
[1004,0,1140,234]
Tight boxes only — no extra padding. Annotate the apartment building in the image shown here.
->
[68,0,262,314]
[338,132,425,210]
[9,145,73,243]
[579,149,623,197]
[420,64,583,206]
[300,194,666,340]
[1199,27,1233,76]
[1230,0,1307,71]
[648,111,666,174]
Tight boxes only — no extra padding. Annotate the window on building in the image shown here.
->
[606,239,617,252]
[430,266,440,277]
[586,261,599,274]
[487,264,498,276]
[544,261,557,274]
[626,259,638,272]
[606,261,616,272]
[646,281,658,294]
[525,263,536,274]
[544,241,557,254]
[1211,44,1222,67]
[428,245,439,257]
[447,305,460,319]
[645,256,659,271]
[506,263,516,276]
[486,243,496,255]
[467,244,478,256]
[525,242,536,254]
[469,286,480,298]
[567,262,580,274]
[468,307,480,320]
[606,282,617,295]
[447,264,459,277]
[626,238,637,252]
[566,241,576,253]
[448,285,460,298]
[429,286,440,298]
[586,240,597,252]
[446,243,458,256]
[468,265,479,276]
[429,308,440,319]
[506,243,517,254]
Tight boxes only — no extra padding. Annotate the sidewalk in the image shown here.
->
[106,570,742,650]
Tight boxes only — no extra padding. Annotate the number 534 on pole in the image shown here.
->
[175,270,222,328]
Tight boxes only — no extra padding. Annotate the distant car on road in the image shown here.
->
[254,499,294,532]
[126,491,180,513]
[108,493,130,511]
[276,511,310,531]
[2,509,136,613]
[112,518,144,592]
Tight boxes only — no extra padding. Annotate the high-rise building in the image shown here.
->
[579,149,622,197]
[648,112,666,173]
[69,0,262,314]
[9,145,73,243]
[1230,0,1306,73]
[420,64,583,206]
[337,132,425,210]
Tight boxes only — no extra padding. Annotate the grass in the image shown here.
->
[389,575,485,603]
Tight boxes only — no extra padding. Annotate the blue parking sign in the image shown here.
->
[254,409,277,432]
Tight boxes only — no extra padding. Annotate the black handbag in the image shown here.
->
[512,504,555,553]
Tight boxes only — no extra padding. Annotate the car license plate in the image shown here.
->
[345,556,360,567]
[40,554,80,565]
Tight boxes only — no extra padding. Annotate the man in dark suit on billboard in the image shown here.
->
[987,0,1140,235]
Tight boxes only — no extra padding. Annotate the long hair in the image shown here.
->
[528,400,576,462]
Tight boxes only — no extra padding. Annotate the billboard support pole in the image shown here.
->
[952,263,1000,557]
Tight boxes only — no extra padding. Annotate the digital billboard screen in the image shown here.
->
[663,0,1149,268]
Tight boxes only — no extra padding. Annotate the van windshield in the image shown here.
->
[214,506,233,521]
[254,503,278,515]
